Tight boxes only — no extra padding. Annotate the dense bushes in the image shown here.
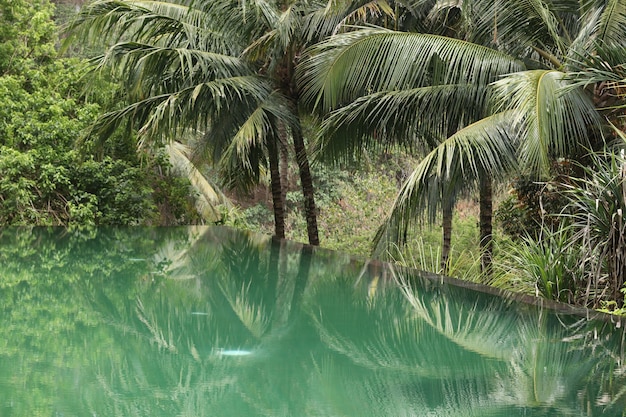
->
[0,0,200,226]
[495,148,626,309]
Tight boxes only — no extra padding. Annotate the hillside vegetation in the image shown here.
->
[2,0,626,313]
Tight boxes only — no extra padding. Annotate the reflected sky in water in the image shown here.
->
[0,226,624,416]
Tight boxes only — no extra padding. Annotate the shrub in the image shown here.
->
[563,148,626,306]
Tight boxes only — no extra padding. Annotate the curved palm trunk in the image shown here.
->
[479,173,493,275]
[441,199,453,274]
[292,117,320,246]
[267,136,285,239]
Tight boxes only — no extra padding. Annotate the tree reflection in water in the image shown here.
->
[0,226,624,416]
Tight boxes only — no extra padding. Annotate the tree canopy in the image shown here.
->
[0,0,202,226]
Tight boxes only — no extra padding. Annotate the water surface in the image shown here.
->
[0,226,624,416]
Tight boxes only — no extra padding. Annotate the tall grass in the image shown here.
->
[491,229,580,302]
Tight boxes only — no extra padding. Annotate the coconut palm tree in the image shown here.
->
[68,0,399,244]
[298,0,626,272]
[68,0,305,240]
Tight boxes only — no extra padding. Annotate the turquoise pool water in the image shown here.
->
[0,226,624,416]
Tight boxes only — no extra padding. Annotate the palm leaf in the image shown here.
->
[67,0,238,52]
[196,89,295,191]
[243,4,301,64]
[215,105,275,191]
[298,28,524,112]
[373,112,517,255]
[165,141,231,222]
[303,0,396,41]
[314,83,492,163]
[493,69,601,178]
[565,7,604,65]
[139,76,274,138]
[96,42,249,93]
[85,75,273,148]
[595,0,626,46]
[467,0,575,60]
[332,0,396,33]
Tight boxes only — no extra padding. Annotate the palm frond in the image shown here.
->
[172,86,291,194]
[85,75,274,150]
[303,0,396,40]
[525,0,569,54]
[138,76,274,139]
[565,6,603,65]
[67,0,238,52]
[209,91,295,192]
[493,69,601,178]
[96,42,249,93]
[217,107,272,185]
[333,0,396,33]
[467,0,574,59]
[165,142,231,222]
[373,112,517,255]
[567,2,626,69]
[297,28,524,112]
[595,0,626,46]
[314,83,492,163]
[243,4,301,63]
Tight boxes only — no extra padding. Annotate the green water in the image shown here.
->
[0,226,624,417]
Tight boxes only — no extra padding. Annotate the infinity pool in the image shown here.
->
[0,226,624,416]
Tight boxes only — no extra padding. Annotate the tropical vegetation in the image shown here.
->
[66,0,383,245]
[0,0,203,225]
[297,0,626,307]
[0,0,625,311]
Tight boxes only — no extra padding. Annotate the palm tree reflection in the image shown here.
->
[54,226,626,417]
[308,261,626,416]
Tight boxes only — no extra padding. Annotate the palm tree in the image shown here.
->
[201,0,401,245]
[67,0,305,241]
[298,0,625,272]
[68,0,397,245]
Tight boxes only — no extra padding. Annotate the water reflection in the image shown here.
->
[0,226,624,416]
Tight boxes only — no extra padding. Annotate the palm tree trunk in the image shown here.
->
[441,198,453,274]
[292,117,320,246]
[479,173,493,275]
[267,136,285,239]
[279,134,289,210]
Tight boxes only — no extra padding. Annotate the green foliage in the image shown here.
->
[239,153,401,255]
[237,150,481,265]
[152,173,202,225]
[597,288,626,315]
[0,0,57,73]
[495,164,574,240]
[494,195,536,239]
[493,147,626,308]
[495,229,580,303]
[0,143,179,226]
[314,167,397,255]
[563,147,626,305]
[243,203,273,230]
[0,0,202,226]
[0,60,171,225]
[387,217,481,278]
[73,157,157,225]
